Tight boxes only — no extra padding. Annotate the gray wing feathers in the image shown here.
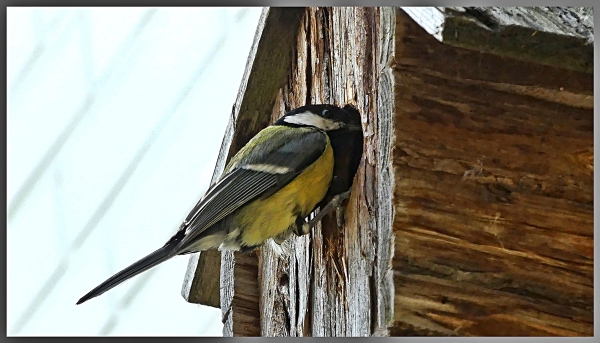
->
[182,170,276,232]
[177,128,327,251]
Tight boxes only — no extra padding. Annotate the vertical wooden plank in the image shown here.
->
[258,7,396,337]
[373,7,396,335]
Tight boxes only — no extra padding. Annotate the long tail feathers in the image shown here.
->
[76,245,174,305]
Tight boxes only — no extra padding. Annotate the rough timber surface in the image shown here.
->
[181,6,305,327]
[402,7,594,73]
[258,7,396,337]
[391,9,593,336]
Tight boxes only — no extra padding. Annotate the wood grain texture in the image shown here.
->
[373,7,396,334]
[402,7,594,73]
[258,7,396,337]
[391,9,593,336]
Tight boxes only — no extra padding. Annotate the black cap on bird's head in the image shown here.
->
[275,104,362,132]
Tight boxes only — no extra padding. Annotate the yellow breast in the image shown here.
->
[235,136,334,247]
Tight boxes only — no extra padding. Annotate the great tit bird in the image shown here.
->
[76,104,363,305]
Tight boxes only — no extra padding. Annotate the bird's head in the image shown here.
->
[275,104,362,132]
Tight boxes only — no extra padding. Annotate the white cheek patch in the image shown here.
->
[283,111,343,130]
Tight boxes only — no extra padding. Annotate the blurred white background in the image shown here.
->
[7,7,263,336]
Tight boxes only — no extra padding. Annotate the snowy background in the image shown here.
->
[7,7,263,336]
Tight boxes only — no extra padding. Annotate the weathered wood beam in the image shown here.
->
[181,6,306,326]
[402,7,593,73]
[392,8,593,336]
[259,7,396,337]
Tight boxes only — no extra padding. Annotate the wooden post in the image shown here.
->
[258,7,396,336]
